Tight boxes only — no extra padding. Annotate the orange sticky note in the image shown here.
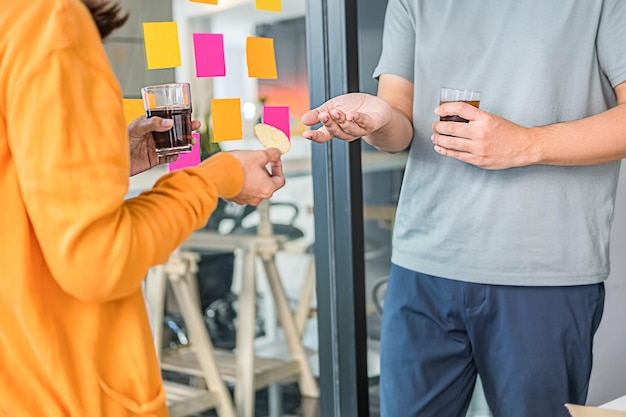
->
[246,37,278,79]
[256,0,281,12]
[190,0,218,3]
[211,98,243,142]
[122,99,145,125]
[142,22,182,70]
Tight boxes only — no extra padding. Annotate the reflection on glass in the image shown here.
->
[176,2,320,416]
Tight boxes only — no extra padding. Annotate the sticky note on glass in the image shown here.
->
[193,33,226,77]
[211,98,242,142]
[246,37,278,79]
[169,133,201,171]
[122,99,145,125]
[263,106,290,139]
[142,22,181,70]
[256,0,281,12]
[190,0,218,4]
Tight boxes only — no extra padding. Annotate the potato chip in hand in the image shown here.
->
[254,123,291,154]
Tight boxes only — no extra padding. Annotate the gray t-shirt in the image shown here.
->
[373,0,626,285]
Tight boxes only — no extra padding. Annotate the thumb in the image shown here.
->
[130,116,173,137]
[153,117,174,131]
[264,147,282,163]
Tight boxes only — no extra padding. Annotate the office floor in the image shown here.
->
[182,381,490,417]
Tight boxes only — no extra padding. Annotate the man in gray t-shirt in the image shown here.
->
[302,1,626,416]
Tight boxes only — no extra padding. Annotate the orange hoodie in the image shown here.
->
[0,0,243,415]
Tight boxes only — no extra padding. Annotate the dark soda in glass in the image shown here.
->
[147,107,193,156]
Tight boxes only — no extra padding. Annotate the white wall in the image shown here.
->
[588,165,626,405]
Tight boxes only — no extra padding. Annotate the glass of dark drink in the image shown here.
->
[141,83,193,157]
[440,87,481,123]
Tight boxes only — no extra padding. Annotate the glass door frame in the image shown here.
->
[305,0,370,416]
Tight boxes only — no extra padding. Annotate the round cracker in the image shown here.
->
[254,123,291,154]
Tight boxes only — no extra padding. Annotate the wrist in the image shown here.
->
[525,126,547,166]
[366,109,412,153]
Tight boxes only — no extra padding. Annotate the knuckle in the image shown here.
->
[447,123,459,136]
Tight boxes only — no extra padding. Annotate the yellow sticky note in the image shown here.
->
[211,98,243,142]
[246,37,278,79]
[190,0,218,3]
[122,99,145,125]
[142,22,182,70]
[256,0,281,12]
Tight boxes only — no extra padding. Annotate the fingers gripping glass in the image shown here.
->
[440,87,481,123]
[141,83,193,157]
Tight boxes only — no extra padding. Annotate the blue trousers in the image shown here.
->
[379,264,605,417]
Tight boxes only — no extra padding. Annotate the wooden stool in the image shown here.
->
[145,256,237,417]
[154,199,319,417]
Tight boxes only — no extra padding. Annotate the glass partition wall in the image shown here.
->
[179,3,323,417]
[105,0,491,415]
[306,0,407,414]
[179,1,383,415]
[307,0,490,415]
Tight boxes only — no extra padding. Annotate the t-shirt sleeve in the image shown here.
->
[372,0,415,83]
[597,0,626,88]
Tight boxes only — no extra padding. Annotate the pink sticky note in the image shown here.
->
[193,33,226,77]
[263,106,290,139]
[169,133,201,171]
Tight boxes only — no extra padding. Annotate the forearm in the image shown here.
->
[363,107,414,153]
[529,103,626,166]
[362,74,414,153]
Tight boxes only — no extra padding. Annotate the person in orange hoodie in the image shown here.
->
[0,0,286,416]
